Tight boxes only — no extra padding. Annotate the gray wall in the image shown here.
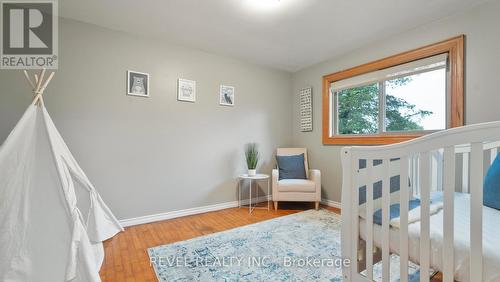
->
[0,19,293,219]
[291,0,500,203]
[2,0,499,218]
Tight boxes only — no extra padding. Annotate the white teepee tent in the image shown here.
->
[0,70,123,282]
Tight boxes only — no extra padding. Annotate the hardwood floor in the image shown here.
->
[99,202,445,282]
[99,202,339,282]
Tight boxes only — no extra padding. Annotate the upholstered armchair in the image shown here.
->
[272,148,321,210]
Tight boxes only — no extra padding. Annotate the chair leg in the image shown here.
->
[315,201,320,210]
[274,201,278,211]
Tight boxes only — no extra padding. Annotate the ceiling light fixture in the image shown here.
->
[244,0,281,11]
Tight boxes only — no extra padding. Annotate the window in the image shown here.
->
[322,36,464,145]
[333,54,447,135]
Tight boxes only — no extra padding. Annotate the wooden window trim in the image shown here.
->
[322,35,464,145]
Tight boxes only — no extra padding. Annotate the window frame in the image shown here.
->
[322,35,464,145]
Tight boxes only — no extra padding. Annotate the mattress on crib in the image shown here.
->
[358,192,500,282]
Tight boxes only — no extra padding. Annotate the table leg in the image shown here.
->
[238,179,241,208]
[249,179,252,214]
[256,179,259,207]
[267,178,270,210]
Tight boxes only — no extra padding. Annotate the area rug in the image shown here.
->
[148,209,419,281]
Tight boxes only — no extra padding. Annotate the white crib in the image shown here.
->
[340,121,500,282]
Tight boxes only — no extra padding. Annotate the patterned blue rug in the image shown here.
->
[148,209,419,281]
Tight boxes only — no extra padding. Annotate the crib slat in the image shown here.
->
[412,156,419,197]
[490,147,498,165]
[442,147,455,282]
[419,152,431,282]
[381,159,390,282]
[399,156,409,282]
[462,152,469,193]
[352,157,360,276]
[366,160,374,280]
[470,143,483,281]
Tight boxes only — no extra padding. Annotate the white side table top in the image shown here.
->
[238,174,270,180]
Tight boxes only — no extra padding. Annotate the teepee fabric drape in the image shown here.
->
[0,73,123,282]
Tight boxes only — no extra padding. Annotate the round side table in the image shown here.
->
[237,174,270,214]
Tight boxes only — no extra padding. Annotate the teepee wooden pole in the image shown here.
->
[35,69,46,93]
[23,70,36,89]
[25,69,55,106]
[39,95,45,107]
[38,72,55,94]
[32,93,41,105]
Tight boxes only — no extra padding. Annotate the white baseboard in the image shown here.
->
[119,196,340,228]
[321,198,341,209]
[119,195,272,227]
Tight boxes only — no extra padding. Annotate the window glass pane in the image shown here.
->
[384,68,446,132]
[336,83,379,134]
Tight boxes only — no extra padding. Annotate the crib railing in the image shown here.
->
[340,121,500,282]
[455,141,500,193]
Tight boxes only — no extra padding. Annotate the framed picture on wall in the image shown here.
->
[177,78,196,102]
[299,87,313,132]
[127,70,149,97]
[219,85,235,106]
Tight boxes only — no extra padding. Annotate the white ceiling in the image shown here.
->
[60,0,486,72]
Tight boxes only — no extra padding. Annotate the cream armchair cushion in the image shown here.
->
[272,148,321,210]
[277,179,316,192]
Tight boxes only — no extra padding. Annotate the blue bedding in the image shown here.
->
[373,199,421,225]
[372,192,443,225]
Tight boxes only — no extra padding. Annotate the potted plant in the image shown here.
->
[245,143,259,176]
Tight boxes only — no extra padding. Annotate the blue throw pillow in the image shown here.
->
[276,154,306,180]
[484,153,500,210]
